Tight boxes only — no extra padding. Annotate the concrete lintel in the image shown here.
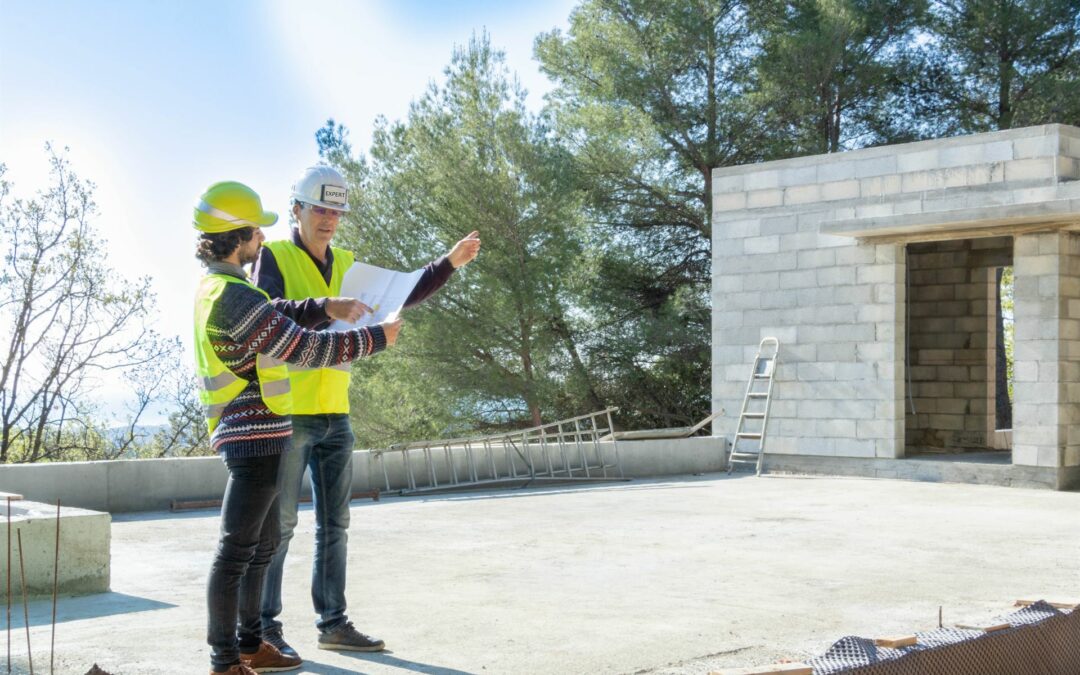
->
[822,199,1080,242]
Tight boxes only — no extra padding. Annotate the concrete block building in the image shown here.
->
[711,124,1080,489]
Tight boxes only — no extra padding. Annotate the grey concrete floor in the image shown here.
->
[9,473,1080,674]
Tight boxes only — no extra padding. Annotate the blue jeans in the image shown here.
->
[261,414,354,633]
[207,453,283,671]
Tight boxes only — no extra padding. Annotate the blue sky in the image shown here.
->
[0,0,577,421]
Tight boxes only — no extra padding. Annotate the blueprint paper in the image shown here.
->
[328,262,423,329]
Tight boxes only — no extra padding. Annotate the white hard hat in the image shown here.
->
[291,165,350,212]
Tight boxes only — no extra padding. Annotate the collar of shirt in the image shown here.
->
[206,261,247,279]
[291,227,335,280]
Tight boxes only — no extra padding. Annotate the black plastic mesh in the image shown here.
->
[805,601,1080,675]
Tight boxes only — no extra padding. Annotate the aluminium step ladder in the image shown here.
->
[727,337,779,476]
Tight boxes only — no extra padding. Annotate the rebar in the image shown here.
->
[51,500,60,675]
[15,530,31,675]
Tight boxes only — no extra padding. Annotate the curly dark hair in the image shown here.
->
[195,227,255,265]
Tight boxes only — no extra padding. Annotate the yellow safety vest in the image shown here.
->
[263,240,355,414]
[194,274,293,433]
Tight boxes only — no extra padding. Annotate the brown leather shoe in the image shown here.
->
[240,641,303,673]
[209,663,258,675]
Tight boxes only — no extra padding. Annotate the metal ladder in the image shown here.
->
[727,337,779,476]
[372,408,626,495]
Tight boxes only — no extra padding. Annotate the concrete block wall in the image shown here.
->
[905,237,1012,451]
[0,437,727,513]
[1012,231,1080,471]
[820,125,1080,238]
[713,124,1080,463]
[711,207,906,460]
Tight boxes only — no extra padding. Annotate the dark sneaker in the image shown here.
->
[261,629,300,659]
[317,622,386,652]
[240,641,302,672]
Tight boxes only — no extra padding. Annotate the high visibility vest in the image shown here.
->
[194,274,292,433]
[263,240,355,414]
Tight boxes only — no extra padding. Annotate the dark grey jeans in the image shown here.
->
[207,452,283,671]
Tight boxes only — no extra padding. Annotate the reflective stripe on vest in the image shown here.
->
[263,240,355,415]
[194,274,293,433]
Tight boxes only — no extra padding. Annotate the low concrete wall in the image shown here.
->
[0,436,729,513]
[2,500,110,597]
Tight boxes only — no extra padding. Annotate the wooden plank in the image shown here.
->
[874,635,917,648]
[956,623,1011,633]
[1014,599,1080,610]
[710,663,812,675]
[0,491,23,501]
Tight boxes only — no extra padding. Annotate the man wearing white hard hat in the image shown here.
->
[192,180,401,674]
[252,165,480,655]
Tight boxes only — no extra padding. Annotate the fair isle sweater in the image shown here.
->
[204,262,387,459]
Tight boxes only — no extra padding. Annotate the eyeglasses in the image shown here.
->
[304,204,343,218]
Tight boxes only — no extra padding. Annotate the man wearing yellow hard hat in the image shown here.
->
[251,165,479,656]
[192,180,401,675]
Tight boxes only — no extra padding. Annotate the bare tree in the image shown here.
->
[0,147,175,463]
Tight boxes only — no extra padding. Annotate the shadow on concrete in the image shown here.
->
[384,473,742,505]
[111,475,743,521]
[9,591,174,628]
[300,650,477,674]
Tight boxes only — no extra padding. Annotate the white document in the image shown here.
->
[328,262,424,330]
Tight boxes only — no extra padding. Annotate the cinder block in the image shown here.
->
[855,202,895,218]
[1011,445,1038,466]
[816,266,855,286]
[836,246,877,265]
[784,184,821,205]
[938,143,983,168]
[859,174,903,197]
[820,179,860,201]
[835,361,876,380]
[747,188,784,209]
[1004,157,1054,182]
[779,269,817,289]
[1057,156,1080,180]
[744,169,781,190]
[856,265,898,284]
[742,273,780,292]
[818,419,857,437]
[1012,134,1058,159]
[797,248,836,269]
[713,172,745,193]
[779,164,817,187]
[817,160,856,183]
[1038,446,1061,467]
[714,191,749,212]
[760,215,798,235]
[743,235,781,255]
[817,342,858,362]
[897,149,940,173]
[720,218,762,238]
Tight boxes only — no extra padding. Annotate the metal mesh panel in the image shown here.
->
[806,601,1080,675]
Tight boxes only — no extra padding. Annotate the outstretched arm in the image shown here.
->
[403,231,482,309]
[211,283,400,367]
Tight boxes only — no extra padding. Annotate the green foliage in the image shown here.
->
[322,34,596,437]
[750,0,928,153]
[918,0,1080,132]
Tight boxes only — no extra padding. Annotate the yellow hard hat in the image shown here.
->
[193,181,278,233]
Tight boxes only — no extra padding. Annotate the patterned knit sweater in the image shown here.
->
[203,263,386,458]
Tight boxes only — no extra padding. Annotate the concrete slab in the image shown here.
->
[8,473,1079,674]
[1,500,110,598]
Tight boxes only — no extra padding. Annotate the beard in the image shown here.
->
[239,241,261,266]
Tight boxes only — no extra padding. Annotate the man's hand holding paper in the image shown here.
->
[327,262,425,330]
